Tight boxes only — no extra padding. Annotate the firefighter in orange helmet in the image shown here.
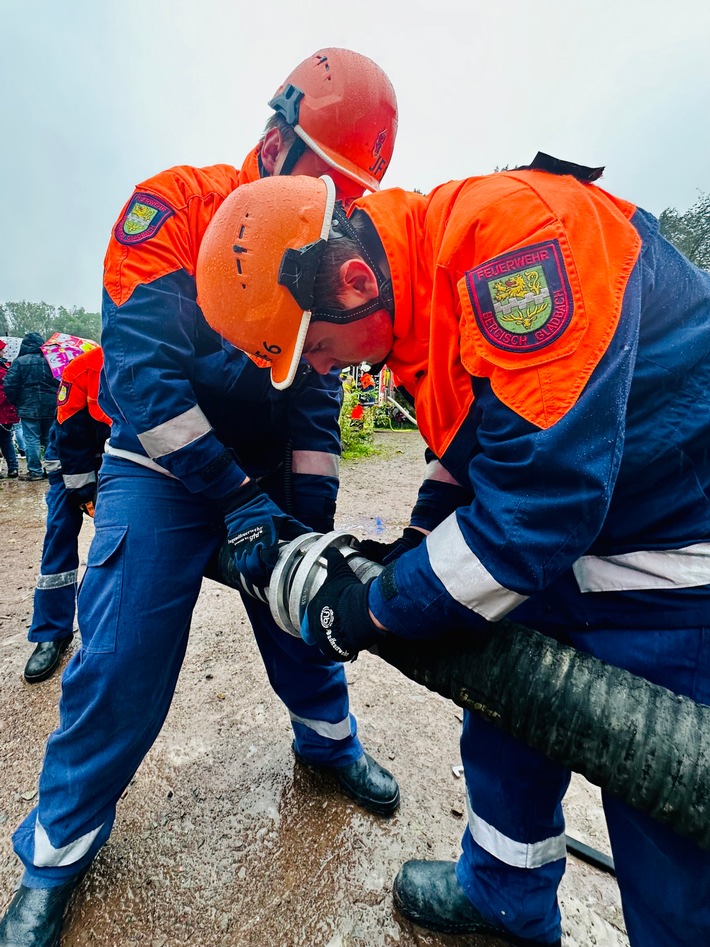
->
[0,50,399,947]
[195,164,710,947]
[268,47,397,196]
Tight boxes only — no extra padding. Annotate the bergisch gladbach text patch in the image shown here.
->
[114,193,174,246]
[466,240,573,353]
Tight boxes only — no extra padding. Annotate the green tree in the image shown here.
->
[0,301,57,338]
[0,300,101,341]
[659,191,710,272]
[54,306,102,341]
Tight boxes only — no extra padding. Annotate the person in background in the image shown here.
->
[2,332,58,481]
[0,48,400,947]
[23,347,110,684]
[195,158,710,947]
[358,369,377,404]
[359,370,374,391]
[0,339,20,478]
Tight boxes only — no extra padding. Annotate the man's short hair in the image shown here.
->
[262,112,299,148]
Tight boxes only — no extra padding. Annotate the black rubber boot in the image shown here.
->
[393,860,561,946]
[0,874,83,947]
[23,638,72,684]
[293,745,400,816]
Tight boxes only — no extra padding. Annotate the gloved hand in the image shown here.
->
[357,526,426,565]
[72,483,97,518]
[302,548,383,662]
[224,480,308,590]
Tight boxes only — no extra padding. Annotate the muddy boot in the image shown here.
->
[23,638,72,684]
[393,860,561,946]
[0,874,83,947]
[293,745,400,816]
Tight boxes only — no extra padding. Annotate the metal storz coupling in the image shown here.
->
[266,531,382,636]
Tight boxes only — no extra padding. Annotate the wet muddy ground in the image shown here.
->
[0,431,628,946]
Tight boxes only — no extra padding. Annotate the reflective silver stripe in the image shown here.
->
[62,471,96,489]
[137,404,211,458]
[291,450,340,478]
[466,795,566,869]
[424,459,461,485]
[44,458,61,473]
[105,443,178,479]
[34,818,104,868]
[289,711,352,741]
[573,542,710,592]
[426,514,527,621]
[36,569,78,590]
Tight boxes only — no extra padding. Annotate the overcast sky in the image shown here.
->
[2,0,709,313]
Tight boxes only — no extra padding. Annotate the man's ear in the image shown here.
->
[339,259,378,302]
[260,127,283,175]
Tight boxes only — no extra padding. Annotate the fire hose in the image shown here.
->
[212,530,710,853]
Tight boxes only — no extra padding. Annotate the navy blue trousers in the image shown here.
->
[14,456,362,885]
[28,472,84,642]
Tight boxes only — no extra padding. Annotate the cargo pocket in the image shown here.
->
[78,525,128,654]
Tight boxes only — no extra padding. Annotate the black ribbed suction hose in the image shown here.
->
[213,532,710,850]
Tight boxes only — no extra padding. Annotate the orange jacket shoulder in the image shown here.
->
[103,163,245,307]
[451,172,641,428]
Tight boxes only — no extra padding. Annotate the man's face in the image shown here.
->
[302,310,393,376]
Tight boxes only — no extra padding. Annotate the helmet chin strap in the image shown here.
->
[278,137,307,176]
[277,200,393,327]
[259,136,307,179]
[311,205,393,325]
[311,293,391,325]
[266,83,309,177]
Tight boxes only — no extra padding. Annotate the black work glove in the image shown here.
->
[357,526,426,565]
[223,480,308,590]
[72,483,97,518]
[302,548,382,662]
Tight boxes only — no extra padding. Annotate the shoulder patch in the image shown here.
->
[465,239,573,353]
[57,381,71,406]
[114,192,174,246]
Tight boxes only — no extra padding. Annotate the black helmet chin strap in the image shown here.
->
[278,137,307,176]
[259,133,307,180]
[311,205,393,325]
[277,203,393,325]
[264,83,309,178]
[311,293,392,325]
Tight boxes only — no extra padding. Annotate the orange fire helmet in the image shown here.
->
[196,175,336,390]
[268,48,398,193]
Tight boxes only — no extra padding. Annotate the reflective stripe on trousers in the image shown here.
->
[28,474,83,643]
